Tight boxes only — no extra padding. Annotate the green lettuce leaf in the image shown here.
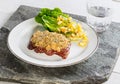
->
[42,15,59,32]
[35,8,70,32]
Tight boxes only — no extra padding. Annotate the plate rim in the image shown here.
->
[7,18,99,68]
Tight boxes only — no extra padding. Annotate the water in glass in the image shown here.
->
[87,6,112,33]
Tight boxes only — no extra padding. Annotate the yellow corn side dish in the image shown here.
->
[57,15,88,47]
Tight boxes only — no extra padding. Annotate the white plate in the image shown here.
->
[8,18,99,67]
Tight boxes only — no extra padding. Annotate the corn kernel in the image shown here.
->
[60,27,67,33]
[78,42,87,47]
[57,21,62,25]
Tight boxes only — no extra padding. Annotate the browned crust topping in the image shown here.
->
[28,30,71,59]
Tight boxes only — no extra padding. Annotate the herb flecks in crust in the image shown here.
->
[28,30,71,59]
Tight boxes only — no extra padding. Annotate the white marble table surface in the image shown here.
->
[0,0,120,84]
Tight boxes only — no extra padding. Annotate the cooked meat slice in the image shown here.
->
[28,30,71,59]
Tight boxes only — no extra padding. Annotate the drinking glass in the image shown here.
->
[87,0,112,33]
